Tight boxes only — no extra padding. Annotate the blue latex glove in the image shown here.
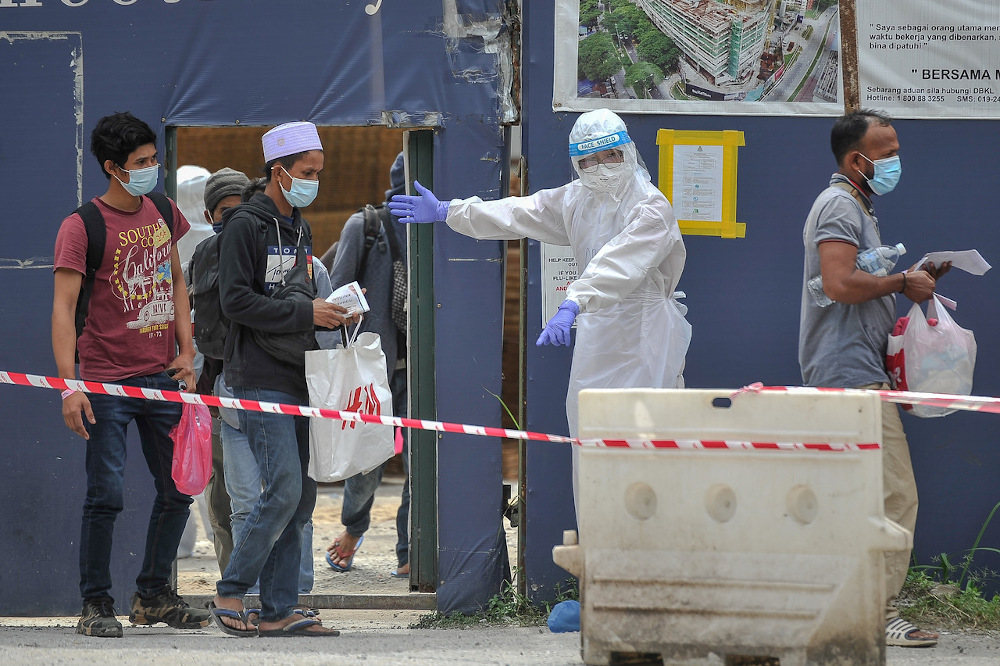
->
[388,180,450,223]
[536,299,579,346]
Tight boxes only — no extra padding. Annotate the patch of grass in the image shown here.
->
[412,575,578,629]
[898,569,1000,631]
[898,500,1000,631]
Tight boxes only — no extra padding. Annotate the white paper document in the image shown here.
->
[326,281,370,316]
[913,250,991,276]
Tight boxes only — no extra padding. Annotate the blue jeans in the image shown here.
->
[221,419,314,593]
[80,371,190,602]
[216,387,315,622]
[342,366,410,567]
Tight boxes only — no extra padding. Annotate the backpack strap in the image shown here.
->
[75,202,105,345]
[77,202,105,284]
[832,181,874,219]
[146,191,175,232]
[357,204,383,278]
[378,205,403,262]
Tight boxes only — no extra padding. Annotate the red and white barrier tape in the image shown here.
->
[4,371,996,451]
[739,383,1000,415]
[578,439,879,451]
[0,370,575,444]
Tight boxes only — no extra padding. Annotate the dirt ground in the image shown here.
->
[177,474,518,597]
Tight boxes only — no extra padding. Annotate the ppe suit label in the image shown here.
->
[570,132,632,156]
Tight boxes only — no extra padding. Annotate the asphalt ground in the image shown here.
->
[1,615,999,665]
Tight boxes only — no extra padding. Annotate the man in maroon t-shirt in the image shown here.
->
[52,112,211,638]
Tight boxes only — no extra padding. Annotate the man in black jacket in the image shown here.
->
[209,122,355,638]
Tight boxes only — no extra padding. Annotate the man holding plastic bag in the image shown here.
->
[799,110,950,648]
[209,122,356,638]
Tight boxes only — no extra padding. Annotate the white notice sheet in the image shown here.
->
[673,144,723,222]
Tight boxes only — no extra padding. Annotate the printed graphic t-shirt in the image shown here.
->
[54,196,190,381]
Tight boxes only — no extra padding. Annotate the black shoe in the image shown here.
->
[129,587,211,629]
[77,597,123,638]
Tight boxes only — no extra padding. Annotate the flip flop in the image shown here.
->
[258,616,340,638]
[207,601,257,638]
[885,618,938,647]
[325,535,364,572]
[390,569,409,579]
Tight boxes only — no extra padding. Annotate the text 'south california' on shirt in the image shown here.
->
[54,196,190,381]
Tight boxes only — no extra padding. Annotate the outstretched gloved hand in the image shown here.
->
[388,180,450,223]
[536,299,579,346]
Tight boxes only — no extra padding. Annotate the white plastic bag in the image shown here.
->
[887,294,977,418]
[306,331,394,481]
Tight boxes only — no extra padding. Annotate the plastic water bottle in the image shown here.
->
[856,242,906,277]
[807,242,906,307]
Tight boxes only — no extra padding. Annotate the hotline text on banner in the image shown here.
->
[3,371,999,452]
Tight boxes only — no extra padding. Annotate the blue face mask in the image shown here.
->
[859,154,901,195]
[115,164,159,197]
[279,166,319,208]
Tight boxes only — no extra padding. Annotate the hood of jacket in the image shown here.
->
[219,191,289,230]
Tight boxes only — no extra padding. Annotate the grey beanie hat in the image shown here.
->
[385,152,406,203]
[204,167,251,215]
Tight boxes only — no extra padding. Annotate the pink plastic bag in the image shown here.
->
[170,403,213,495]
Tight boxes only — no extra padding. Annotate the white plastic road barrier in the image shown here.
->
[553,388,911,666]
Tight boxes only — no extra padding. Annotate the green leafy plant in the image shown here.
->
[899,569,1000,631]
[482,385,519,430]
[900,500,1000,631]
[957,501,1000,590]
[910,501,1000,591]
[412,574,579,629]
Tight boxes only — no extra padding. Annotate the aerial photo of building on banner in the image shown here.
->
[553,0,843,116]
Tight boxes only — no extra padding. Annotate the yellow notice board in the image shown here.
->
[656,129,745,239]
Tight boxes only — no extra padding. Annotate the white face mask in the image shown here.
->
[580,163,627,195]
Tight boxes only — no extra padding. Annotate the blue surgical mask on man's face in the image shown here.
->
[279,166,319,208]
[859,154,901,195]
[115,164,159,197]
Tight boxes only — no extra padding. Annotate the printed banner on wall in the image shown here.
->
[857,1,1000,119]
[553,0,844,116]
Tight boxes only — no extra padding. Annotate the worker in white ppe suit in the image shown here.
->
[388,109,691,437]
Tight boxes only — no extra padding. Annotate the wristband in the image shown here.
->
[899,272,907,294]
[61,389,76,400]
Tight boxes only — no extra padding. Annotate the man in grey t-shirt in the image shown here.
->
[799,109,950,648]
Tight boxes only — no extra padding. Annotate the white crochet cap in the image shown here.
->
[262,121,322,163]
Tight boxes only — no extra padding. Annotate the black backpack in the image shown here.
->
[376,206,408,333]
[74,193,174,358]
[321,204,406,332]
[319,204,383,273]
[188,232,227,359]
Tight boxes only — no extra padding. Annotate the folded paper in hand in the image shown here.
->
[326,281,370,316]
[914,249,991,276]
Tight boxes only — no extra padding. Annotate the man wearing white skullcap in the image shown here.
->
[210,121,355,638]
